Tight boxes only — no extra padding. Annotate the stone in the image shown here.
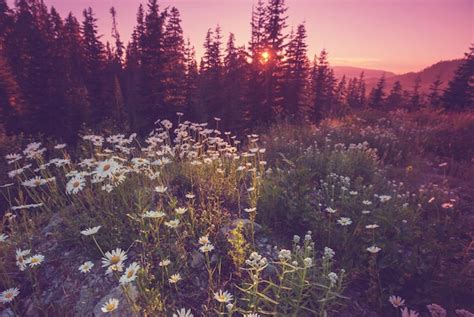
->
[93,285,139,317]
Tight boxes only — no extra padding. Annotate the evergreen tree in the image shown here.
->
[223,33,249,130]
[386,81,403,110]
[427,76,442,108]
[161,7,187,116]
[282,23,309,120]
[183,39,198,120]
[310,50,336,122]
[409,76,423,111]
[368,74,386,108]
[442,46,473,111]
[333,75,347,117]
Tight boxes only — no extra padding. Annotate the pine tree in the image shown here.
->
[110,7,124,66]
[427,76,442,108]
[310,50,336,122]
[333,75,347,117]
[368,74,386,108]
[183,39,198,120]
[409,76,423,111]
[282,23,309,120]
[386,81,403,110]
[223,33,249,130]
[161,7,187,116]
[82,7,106,124]
[442,46,473,111]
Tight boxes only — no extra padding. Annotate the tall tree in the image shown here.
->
[310,50,336,122]
[409,76,423,111]
[368,74,386,108]
[161,7,187,116]
[442,46,473,111]
[282,23,309,120]
[386,81,403,110]
[427,76,442,108]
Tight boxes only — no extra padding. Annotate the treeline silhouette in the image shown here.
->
[0,0,472,142]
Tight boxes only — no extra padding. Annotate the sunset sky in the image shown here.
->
[8,0,473,73]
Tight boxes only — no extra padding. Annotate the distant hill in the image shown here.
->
[364,59,462,93]
[332,66,396,80]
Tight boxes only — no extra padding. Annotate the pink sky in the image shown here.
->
[8,0,473,73]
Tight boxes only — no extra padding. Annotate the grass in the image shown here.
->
[0,110,473,316]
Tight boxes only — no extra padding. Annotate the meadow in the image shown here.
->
[0,109,472,316]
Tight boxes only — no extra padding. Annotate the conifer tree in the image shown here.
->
[282,23,309,120]
[310,50,336,122]
[368,74,386,108]
[409,76,423,111]
[386,81,403,110]
[427,76,442,108]
[442,46,473,111]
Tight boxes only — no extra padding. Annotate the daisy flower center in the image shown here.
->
[103,164,111,171]
[110,255,121,264]
[73,181,80,188]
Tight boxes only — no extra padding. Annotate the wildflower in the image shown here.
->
[5,153,22,164]
[173,308,194,317]
[165,219,180,228]
[426,303,447,317]
[401,307,419,317]
[199,243,215,253]
[155,185,168,193]
[304,232,312,241]
[367,246,382,254]
[245,252,267,269]
[303,257,313,268]
[214,290,233,303]
[388,295,405,308]
[161,119,173,129]
[120,262,140,284]
[54,143,67,150]
[323,247,335,260]
[101,248,127,268]
[278,249,292,261]
[0,288,20,303]
[379,195,392,203]
[175,207,188,215]
[455,309,474,317]
[15,249,30,271]
[142,210,166,218]
[159,259,171,267]
[337,217,352,226]
[244,314,260,317]
[22,176,48,187]
[101,298,119,313]
[94,159,120,179]
[441,202,454,209]
[349,191,358,195]
[198,235,210,245]
[362,210,371,214]
[325,207,336,214]
[362,200,373,206]
[328,272,338,286]
[169,273,182,284]
[66,175,86,194]
[365,224,379,229]
[79,261,94,273]
[0,233,8,242]
[185,193,195,199]
[293,235,300,243]
[226,303,234,311]
[80,226,101,236]
[26,254,45,267]
[244,207,256,213]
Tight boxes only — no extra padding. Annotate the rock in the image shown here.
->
[0,308,14,317]
[41,213,64,237]
[190,250,205,268]
[93,285,139,317]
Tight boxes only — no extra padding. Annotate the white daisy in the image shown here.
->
[159,259,171,267]
[79,261,94,273]
[173,308,194,317]
[165,219,180,228]
[155,185,168,194]
[142,210,166,218]
[80,226,101,236]
[119,262,140,284]
[0,233,8,242]
[367,246,382,253]
[0,287,20,303]
[101,298,119,313]
[169,273,182,284]
[199,243,215,253]
[26,254,45,267]
[175,207,187,215]
[337,217,352,226]
[101,248,127,268]
[94,159,120,179]
[214,290,233,303]
[66,175,86,194]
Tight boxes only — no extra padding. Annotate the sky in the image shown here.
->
[8,0,473,73]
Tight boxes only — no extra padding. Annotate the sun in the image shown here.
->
[261,51,270,63]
